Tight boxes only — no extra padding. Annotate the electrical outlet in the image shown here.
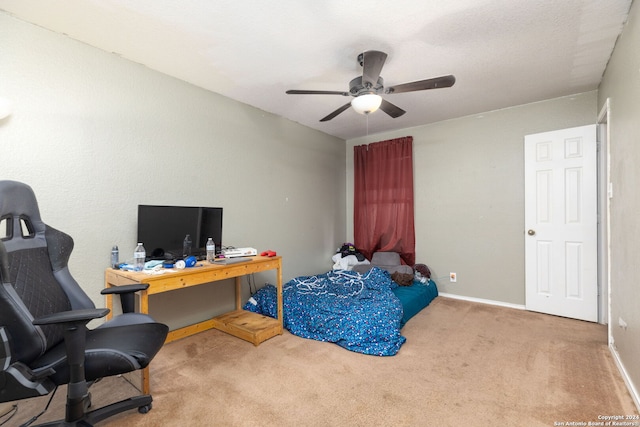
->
[449,272,457,282]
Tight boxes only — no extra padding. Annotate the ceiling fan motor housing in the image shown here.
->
[349,76,384,97]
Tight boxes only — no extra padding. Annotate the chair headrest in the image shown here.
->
[0,180,47,252]
[0,180,42,222]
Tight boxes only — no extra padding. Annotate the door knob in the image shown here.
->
[527,229,536,236]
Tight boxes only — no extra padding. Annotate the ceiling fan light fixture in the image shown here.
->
[351,93,382,115]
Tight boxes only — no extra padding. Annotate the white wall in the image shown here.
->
[346,92,597,305]
[598,0,640,406]
[0,12,346,328]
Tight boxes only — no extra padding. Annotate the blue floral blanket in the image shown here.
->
[243,267,406,356]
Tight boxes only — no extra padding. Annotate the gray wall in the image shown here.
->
[346,92,597,305]
[0,12,346,329]
[598,0,640,405]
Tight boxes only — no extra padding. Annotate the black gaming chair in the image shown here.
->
[0,180,169,426]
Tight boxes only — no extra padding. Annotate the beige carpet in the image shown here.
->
[7,297,638,426]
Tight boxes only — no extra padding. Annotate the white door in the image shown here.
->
[524,125,597,322]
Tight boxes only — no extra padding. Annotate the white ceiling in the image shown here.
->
[0,0,632,140]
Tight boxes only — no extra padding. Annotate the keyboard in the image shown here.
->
[213,257,253,265]
[148,249,207,261]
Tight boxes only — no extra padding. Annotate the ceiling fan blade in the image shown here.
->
[379,99,406,118]
[320,102,352,122]
[286,89,349,96]
[361,50,387,88]
[385,74,456,94]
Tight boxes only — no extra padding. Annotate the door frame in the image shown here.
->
[597,98,611,327]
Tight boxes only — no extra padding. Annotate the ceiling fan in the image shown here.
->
[286,50,455,122]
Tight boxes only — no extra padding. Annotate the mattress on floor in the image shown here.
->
[392,279,438,327]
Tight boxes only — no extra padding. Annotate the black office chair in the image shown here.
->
[0,180,169,426]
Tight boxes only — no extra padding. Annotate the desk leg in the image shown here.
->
[139,289,149,314]
[277,262,283,329]
[103,272,114,321]
[139,289,151,395]
[235,276,242,310]
[104,293,113,320]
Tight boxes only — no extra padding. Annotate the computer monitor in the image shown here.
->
[199,207,223,252]
[137,205,223,259]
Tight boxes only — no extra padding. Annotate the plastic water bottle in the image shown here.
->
[183,234,192,258]
[134,243,146,271]
[206,237,216,263]
[111,245,119,269]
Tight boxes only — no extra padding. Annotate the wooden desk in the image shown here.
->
[104,256,283,393]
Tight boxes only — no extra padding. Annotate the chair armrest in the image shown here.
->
[32,308,110,326]
[100,283,149,314]
[100,283,149,295]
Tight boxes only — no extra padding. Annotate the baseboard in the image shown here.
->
[609,343,640,412]
[438,292,526,311]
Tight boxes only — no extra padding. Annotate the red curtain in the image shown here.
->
[354,136,415,266]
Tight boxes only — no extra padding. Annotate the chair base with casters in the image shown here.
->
[21,392,153,427]
[29,396,153,427]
